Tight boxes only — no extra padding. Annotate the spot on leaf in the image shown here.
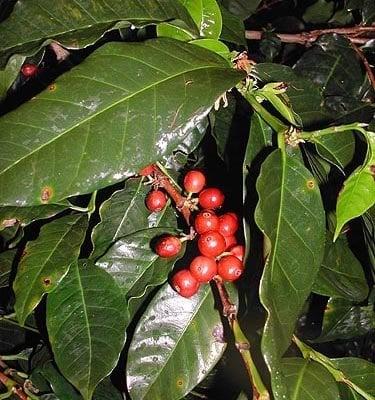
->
[41,186,53,203]
[48,83,57,92]
[306,179,315,190]
[43,277,52,287]
[370,165,375,179]
[1,218,18,228]
[176,378,184,387]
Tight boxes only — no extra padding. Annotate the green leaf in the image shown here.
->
[303,0,335,23]
[0,204,67,231]
[127,283,236,400]
[0,319,27,354]
[157,0,222,41]
[254,63,330,128]
[255,149,326,398]
[92,377,123,400]
[0,0,197,67]
[0,249,16,288]
[47,261,128,400]
[13,214,88,325]
[313,235,368,302]
[314,298,375,343]
[219,6,245,46]
[96,227,184,303]
[220,0,262,19]
[335,131,375,239]
[90,178,177,260]
[315,131,355,172]
[330,358,375,398]
[0,38,244,206]
[190,39,230,61]
[0,54,25,100]
[282,358,340,399]
[339,384,366,400]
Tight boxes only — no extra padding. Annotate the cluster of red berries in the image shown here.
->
[141,167,245,298]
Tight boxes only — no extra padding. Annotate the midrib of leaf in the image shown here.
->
[269,151,286,281]
[0,63,228,177]
[143,288,211,397]
[16,219,81,320]
[291,360,309,400]
[75,264,93,397]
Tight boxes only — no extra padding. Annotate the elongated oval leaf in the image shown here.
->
[282,358,340,400]
[0,38,243,206]
[47,261,128,400]
[255,149,325,398]
[0,204,67,231]
[0,249,16,288]
[0,0,197,67]
[335,131,375,240]
[0,54,25,100]
[313,235,368,302]
[13,214,88,325]
[314,298,374,343]
[91,177,177,259]
[96,227,183,302]
[127,283,235,400]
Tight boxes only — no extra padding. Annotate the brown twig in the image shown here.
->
[245,26,375,45]
[351,42,375,90]
[0,370,28,400]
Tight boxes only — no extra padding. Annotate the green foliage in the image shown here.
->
[0,1,374,399]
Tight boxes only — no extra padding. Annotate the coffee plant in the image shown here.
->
[0,0,374,399]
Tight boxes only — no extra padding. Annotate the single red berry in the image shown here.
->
[194,210,219,234]
[155,235,181,258]
[217,255,244,282]
[171,269,200,298]
[183,170,206,193]
[139,164,155,176]
[224,235,237,249]
[21,63,39,78]
[199,188,225,210]
[219,213,239,237]
[190,256,217,283]
[198,231,226,257]
[228,244,245,261]
[145,190,167,212]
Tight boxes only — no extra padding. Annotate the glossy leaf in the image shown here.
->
[0,249,16,288]
[315,130,355,172]
[47,261,128,400]
[339,384,366,400]
[191,39,230,61]
[0,54,25,100]
[0,38,244,206]
[0,204,67,231]
[282,358,340,399]
[0,0,197,67]
[313,235,368,302]
[314,298,374,343]
[0,319,26,353]
[91,178,177,260]
[255,149,325,397]
[127,283,236,400]
[13,214,88,325]
[219,6,245,45]
[220,0,262,19]
[254,63,330,128]
[96,227,183,303]
[335,131,375,240]
[330,357,375,398]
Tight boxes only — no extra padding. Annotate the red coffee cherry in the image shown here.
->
[183,170,206,193]
[198,231,226,257]
[194,210,219,234]
[145,190,167,212]
[199,188,225,210]
[155,236,181,258]
[217,255,244,282]
[224,235,237,250]
[228,244,245,262]
[190,256,217,283]
[139,164,155,176]
[172,269,200,298]
[21,63,39,78]
[219,213,239,237]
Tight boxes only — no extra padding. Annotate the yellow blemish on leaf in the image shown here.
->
[306,179,315,190]
[41,186,53,203]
